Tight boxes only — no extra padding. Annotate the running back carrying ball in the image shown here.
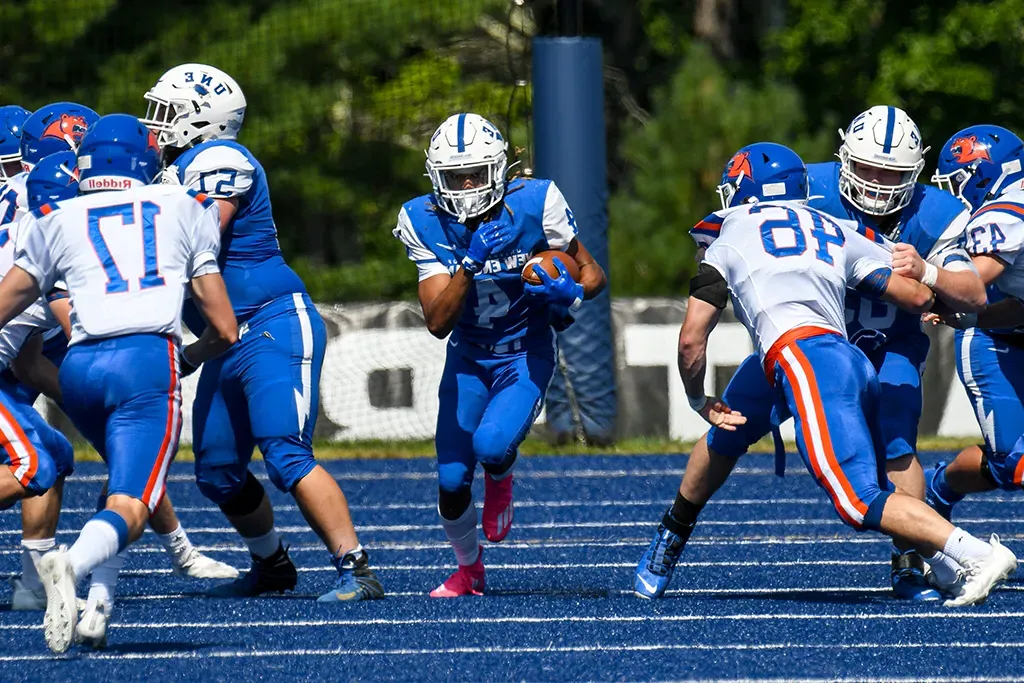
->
[522,250,581,285]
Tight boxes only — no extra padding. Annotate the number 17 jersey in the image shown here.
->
[14,185,222,346]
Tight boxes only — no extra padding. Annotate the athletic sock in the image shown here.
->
[926,551,963,587]
[156,523,192,559]
[243,528,283,560]
[662,491,704,541]
[20,538,55,592]
[69,511,129,581]
[439,501,480,567]
[86,550,128,611]
[943,527,993,566]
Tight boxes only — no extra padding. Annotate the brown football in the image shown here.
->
[521,250,581,285]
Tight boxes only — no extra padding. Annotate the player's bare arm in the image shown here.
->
[880,269,936,314]
[892,242,986,312]
[211,197,236,233]
[187,272,239,363]
[10,334,61,403]
[678,267,746,431]
[926,254,1024,329]
[0,265,41,330]
[564,237,607,299]
[418,269,474,339]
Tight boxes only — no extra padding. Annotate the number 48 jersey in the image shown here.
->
[702,200,893,359]
[14,185,221,345]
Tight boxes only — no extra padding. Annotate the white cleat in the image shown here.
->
[10,577,46,611]
[170,546,240,579]
[39,548,78,653]
[75,602,110,650]
[944,535,1018,607]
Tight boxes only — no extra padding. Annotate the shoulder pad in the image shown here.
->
[972,200,1024,222]
[186,188,217,208]
[184,143,255,175]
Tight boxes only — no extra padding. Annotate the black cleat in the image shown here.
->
[207,543,298,597]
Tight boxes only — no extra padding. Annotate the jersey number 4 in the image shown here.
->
[87,201,166,294]
[753,205,845,264]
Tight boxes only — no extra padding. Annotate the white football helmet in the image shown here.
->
[142,63,246,149]
[838,105,927,215]
[425,113,508,222]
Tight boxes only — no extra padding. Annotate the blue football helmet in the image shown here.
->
[0,105,31,180]
[77,114,161,192]
[932,125,1024,212]
[25,151,79,212]
[716,142,808,209]
[19,102,99,171]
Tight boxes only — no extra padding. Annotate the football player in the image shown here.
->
[0,105,30,182]
[393,113,606,596]
[142,63,383,602]
[926,126,1024,515]
[634,142,1015,607]
[0,113,238,652]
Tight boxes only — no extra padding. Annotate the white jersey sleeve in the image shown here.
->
[542,181,578,251]
[13,214,58,294]
[925,209,975,273]
[393,207,449,282]
[187,199,222,278]
[964,209,1024,264]
[176,146,255,199]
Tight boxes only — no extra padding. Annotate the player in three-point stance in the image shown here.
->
[394,113,606,596]
[0,113,239,652]
[633,142,1015,607]
[926,126,1024,516]
[142,63,383,602]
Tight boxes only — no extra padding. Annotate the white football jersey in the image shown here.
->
[14,185,221,346]
[703,200,893,358]
[959,189,1024,300]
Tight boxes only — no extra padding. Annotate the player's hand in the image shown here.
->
[923,311,977,329]
[892,243,926,281]
[524,260,584,312]
[179,347,201,378]
[462,222,516,274]
[696,396,747,431]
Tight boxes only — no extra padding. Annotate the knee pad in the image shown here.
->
[437,461,472,494]
[195,458,250,505]
[258,435,317,493]
[20,454,56,497]
[979,447,1009,489]
[216,470,266,516]
[472,423,516,468]
[827,485,885,532]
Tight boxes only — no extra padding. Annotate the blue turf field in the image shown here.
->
[1,452,1021,682]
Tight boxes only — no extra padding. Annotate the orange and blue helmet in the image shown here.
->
[20,102,99,171]
[0,105,31,180]
[77,114,161,192]
[25,151,79,212]
[932,125,1024,212]
[716,142,808,210]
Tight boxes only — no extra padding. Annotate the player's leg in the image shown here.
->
[868,342,938,600]
[633,353,773,598]
[470,350,555,543]
[148,493,238,579]
[194,355,296,598]
[429,345,489,598]
[779,337,1014,606]
[41,336,181,653]
[243,296,382,602]
[927,329,1024,515]
[0,393,72,610]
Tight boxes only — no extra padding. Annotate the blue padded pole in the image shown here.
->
[532,36,616,443]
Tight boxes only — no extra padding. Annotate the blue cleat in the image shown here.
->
[634,518,688,599]
[317,549,385,603]
[891,552,942,602]
[924,463,956,521]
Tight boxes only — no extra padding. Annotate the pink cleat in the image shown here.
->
[429,547,485,598]
[482,472,514,542]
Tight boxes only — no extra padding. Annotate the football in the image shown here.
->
[521,250,581,285]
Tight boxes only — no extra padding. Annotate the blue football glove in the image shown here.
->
[461,222,516,274]
[179,348,201,378]
[524,259,584,312]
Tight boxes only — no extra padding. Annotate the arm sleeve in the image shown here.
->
[542,181,578,250]
[179,146,255,199]
[12,218,56,292]
[925,209,976,272]
[392,207,449,282]
[188,200,222,279]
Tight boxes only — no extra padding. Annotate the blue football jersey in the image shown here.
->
[168,140,307,329]
[808,161,971,348]
[394,178,578,348]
